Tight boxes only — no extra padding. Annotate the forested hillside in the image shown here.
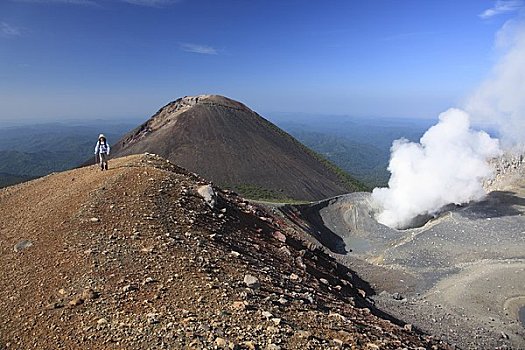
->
[272,115,433,188]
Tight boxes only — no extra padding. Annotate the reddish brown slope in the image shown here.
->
[0,154,447,349]
[110,95,364,201]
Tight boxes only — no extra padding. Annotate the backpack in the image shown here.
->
[98,141,109,154]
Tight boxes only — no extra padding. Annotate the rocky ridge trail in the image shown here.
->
[0,154,448,349]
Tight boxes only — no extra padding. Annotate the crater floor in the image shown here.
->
[280,178,525,349]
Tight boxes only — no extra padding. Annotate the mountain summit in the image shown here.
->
[110,95,364,201]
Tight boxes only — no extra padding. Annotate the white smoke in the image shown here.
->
[372,109,501,229]
[373,16,525,229]
[466,18,525,149]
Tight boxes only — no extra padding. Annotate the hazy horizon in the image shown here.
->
[0,109,441,128]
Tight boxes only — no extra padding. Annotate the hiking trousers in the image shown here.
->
[98,153,109,170]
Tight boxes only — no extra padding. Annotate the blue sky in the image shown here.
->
[0,0,523,123]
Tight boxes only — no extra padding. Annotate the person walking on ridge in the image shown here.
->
[94,134,110,171]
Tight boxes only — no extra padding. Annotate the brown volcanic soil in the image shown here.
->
[0,154,448,349]
[109,95,363,201]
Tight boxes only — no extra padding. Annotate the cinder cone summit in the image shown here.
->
[110,95,365,201]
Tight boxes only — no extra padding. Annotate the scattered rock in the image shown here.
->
[243,341,257,350]
[146,312,160,324]
[46,302,64,310]
[215,337,227,347]
[14,240,33,252]
[81,288,98,300]
[244,274,260,289]
[272,231,286,243]
[197,185,217,209]
[97,318,108,325]
[144,277,156,284]
[89,217,100,223]
[141,246,155,253]
[69,297,84,307]
[232,301,247,311]
[0,154,452,349]
[122,284,138,292]
[296,330,311,338]
[262,311,273,319]
[277,297,288,305]
[392,292,403,300]
[295,257,306,270]
[332,338,344,348]
[279,246,291,255]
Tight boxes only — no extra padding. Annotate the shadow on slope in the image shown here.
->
[457,191,525,219]
[279,202,348,255]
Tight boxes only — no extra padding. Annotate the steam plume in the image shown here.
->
[466,18,525,148]
[373,17,525,229]
[372,109,501,229]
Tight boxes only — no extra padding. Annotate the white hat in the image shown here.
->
[98,134,106,139]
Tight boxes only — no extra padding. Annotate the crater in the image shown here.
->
[384,203,461,230]
[519,306,525,328]
[395,213,435,230]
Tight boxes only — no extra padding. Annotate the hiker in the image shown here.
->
[94,134,110,171]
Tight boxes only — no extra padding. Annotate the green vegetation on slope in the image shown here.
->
[227,184,294,202]
[290,131,390,188]
[271,114,433,189]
